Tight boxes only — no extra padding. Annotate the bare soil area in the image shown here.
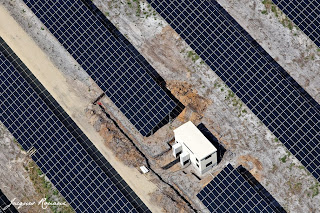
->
[86,105,146,168]
[86,104,194,212]
[237,155,263,182]
[167,80,212,123]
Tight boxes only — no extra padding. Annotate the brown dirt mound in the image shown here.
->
[143,26,190,75]
[167,81,212,123]
[237,155,263,181]
[86,109,145,168]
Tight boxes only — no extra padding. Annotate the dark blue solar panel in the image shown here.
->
[272,0,320,48]
[22,0,177,136]
[80,0,162,82]
[147,0,320,182]
[197,164,282,213]
[0,51,137,213]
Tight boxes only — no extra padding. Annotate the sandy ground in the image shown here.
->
[0,5,161,213]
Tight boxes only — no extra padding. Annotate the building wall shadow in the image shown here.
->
[197,123,226,164]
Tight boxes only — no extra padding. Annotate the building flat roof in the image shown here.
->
[173,121,217,160]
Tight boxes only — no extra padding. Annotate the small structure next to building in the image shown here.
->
[172,121,217,175]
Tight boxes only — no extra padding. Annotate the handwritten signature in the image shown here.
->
[2,198,68,210]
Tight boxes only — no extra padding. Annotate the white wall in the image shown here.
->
[175,134,199,172]
[174,130,218,174]
[199,152,217,175]
[175,137,217,175]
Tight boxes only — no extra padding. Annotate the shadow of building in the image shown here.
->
[197,123,226,164]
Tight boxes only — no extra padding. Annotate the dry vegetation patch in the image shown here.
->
[26,160,74,213]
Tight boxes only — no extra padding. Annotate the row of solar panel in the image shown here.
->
[146,0,320,182]
[0,37,150,213]
[237,166,285,213]
[22,0,178,136]
[271,0,320,48]
[79,0,164,83]
[0,50,137,212]
[197,164,285,213]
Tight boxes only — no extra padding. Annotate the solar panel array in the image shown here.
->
[0,189,18,213]
[22,0,177,137]
[81,0,163,83]
[0,51,137,212]
[272,0,320,48]
[0,37,150,213]
[237,166,286,213]
[78,0,184,133]
[147,0,320,181]
[197,164,280,213]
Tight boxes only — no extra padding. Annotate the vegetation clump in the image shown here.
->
[27,161,74,213]
[261,0,295,31]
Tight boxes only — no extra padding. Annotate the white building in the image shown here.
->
[172,121,217,175]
